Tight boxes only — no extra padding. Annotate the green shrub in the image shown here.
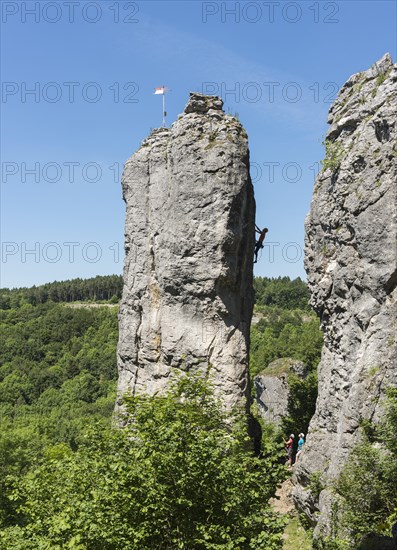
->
[321,140,345,172]
[376,72,387,86]
[2,376,287,549]
[282,371,318,436]
[308,471,325,501]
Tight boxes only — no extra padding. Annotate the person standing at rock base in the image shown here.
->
[284,434,294,467]
[295,433,305,463]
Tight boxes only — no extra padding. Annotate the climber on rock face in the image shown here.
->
[254,225,268,263]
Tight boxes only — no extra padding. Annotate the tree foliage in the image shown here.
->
[250,300,323,439]
[281,372,319,436]
[250,306,323,377]
[254,277,310,310]
[0,274,323,546]
[1,377,287,549]
[0,301,118,528]
[0,274,122,308]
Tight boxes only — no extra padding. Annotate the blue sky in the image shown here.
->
[1,0,396,288]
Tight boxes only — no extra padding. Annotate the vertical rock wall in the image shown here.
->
[117,93,255,412]
[294,54,397,531]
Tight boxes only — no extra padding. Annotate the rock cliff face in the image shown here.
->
[254,358,308,425]
[117,93,255,412]
[293,54,397,531]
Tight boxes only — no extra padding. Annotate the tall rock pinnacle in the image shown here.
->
[293,54,397,533]
[117,93,255,412]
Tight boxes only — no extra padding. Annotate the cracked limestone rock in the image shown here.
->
[254,358,308,425]
[293,54,397,533]
[116,93,255,412]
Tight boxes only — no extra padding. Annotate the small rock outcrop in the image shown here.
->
[293,54,397,532]
[117,93,255,412]
[254,358,308,425]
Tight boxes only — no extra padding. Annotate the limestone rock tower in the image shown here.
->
[117,93,256,412]
[293,54,397,533]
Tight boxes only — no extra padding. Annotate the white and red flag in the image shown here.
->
[153,86,171,127]
[154,86,169,95]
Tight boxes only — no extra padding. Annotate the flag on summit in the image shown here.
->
[154,86,169,94]
[153,86,170,127]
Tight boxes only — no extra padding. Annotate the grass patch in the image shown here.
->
[321,245,335,258]
[376,72,387,86]
[283,515,312,550]
[321,140,345,172]
[259,357,300,378]
[367,365,380,378]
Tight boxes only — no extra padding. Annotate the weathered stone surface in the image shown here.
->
[254,358,308,425]
[116,92,255,412]
[293,54,397,533]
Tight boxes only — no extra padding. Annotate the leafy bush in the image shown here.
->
[281,371,318,436]
[2,376,287,549]
[335,390,397,540]
[376,72,388,86]
[312,533,350,550]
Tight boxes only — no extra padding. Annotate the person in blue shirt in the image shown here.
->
[295,433,305,463]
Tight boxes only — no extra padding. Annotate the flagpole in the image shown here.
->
[154,86,170,128]
[162,92,166,128]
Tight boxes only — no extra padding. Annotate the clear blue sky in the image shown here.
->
[1,0,396,288]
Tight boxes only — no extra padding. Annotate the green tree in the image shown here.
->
[281,371,318,436]
[2,376,287,549]
[250,309,323,378]
[254,277,310,310]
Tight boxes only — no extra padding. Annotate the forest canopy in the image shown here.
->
[0,274,320,547]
